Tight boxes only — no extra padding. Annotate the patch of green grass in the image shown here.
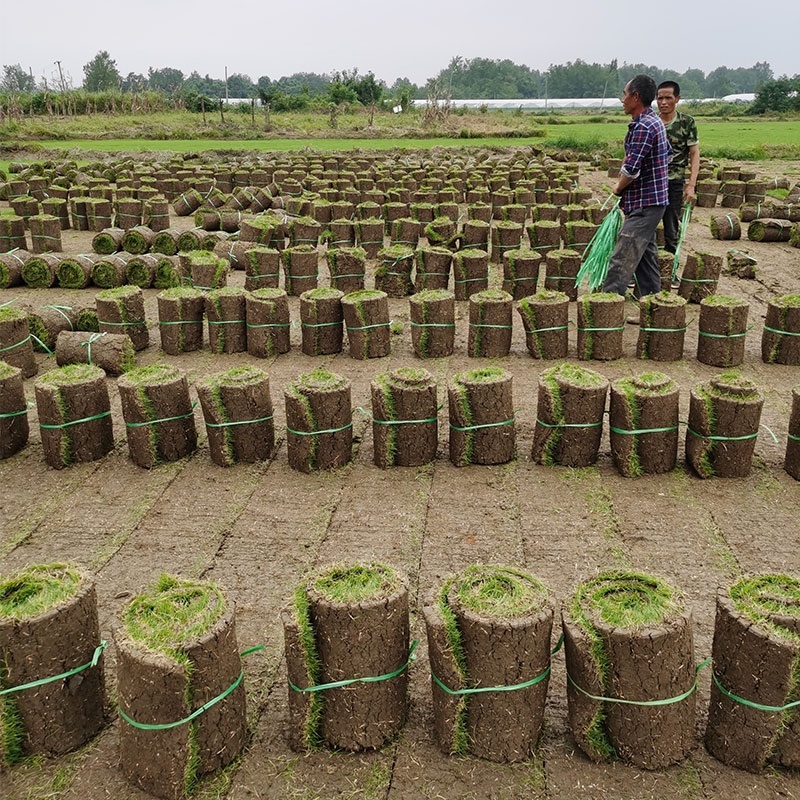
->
[312,562,399,603]
[0,563,81,620]
[452,565,548,620]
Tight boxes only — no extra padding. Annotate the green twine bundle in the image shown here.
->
[575,196,622,291]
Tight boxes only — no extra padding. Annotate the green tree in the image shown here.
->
[1,63,36,92]
[82,51,121,91]
[148,67,184,95]
[121,72,147,93]
[749,77,800,114]
[226,72,254,98]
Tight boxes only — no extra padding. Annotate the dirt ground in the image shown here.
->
[2,155,800,800]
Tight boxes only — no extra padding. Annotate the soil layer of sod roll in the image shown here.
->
[355,218,385,259]
[609,372,679,477]
[636,291,687,362]
[709,213,741,240]
[0,564,105,765]
[182,251,228,291]
[326,247,367,294]
[371,367,438,467]
[375,245,414,297]
[206,287,248,354]
[563,570,696,769]
[0,249,29,288]
[90,254,129,289]
[544,249,581,301]
[196,366,274,467]
[55,331,135,375]
[423,565,553,762]
[284,368,352,472]
[157,287,205,355]
[516,290,569,360]
[409,289,455,358]
[246,288,290,357]
[21,252,59,288]
[342,289,390,360]
[696,295,750,367]
[577,293,625,361]
[0,362,28,458]
[56,254,96,289]
[118,364,197,468]
[448,366,515,466]
[706,574,800,772]
[762,294,800,365]
[124,254,157,288]
[28,214,63,254]
[468,290,513,357]
[748,218,793,242]
[686,372,764,478]
[300,288,344,356]
[679,252,722,303]
[532,363,608,467]
[502,248,542,299]
[242,246,281,292]
[282,562,410,751]
[785,386,800,480]
[92,227,124,255]
[415,246,452,292]
[96,285,149,351]
[283,244,319,296]
[0,306,36,378]
[116,575,247,799]
[452,249,489,301]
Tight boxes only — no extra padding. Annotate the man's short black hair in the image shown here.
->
[658,80,681,97]
[628,74,657,107]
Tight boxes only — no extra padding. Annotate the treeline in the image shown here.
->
[1,53,797,115]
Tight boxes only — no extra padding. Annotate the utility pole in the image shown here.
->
[55,60,66,92]
[225,66,229,101]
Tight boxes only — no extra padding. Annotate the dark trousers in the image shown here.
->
[662,179,684,254]
[602,205,666,298]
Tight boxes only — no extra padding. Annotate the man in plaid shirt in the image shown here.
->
[603,74,672,298]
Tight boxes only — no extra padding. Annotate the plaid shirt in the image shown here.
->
[619,107,672,214]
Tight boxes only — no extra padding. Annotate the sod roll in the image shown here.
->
[206,287,248,354]
[0,362,29,458]
[157,287,205,355]
[785,386,800,480]
[678,252,722,303]
[342,289,390,360]
[468,290,513,358]
[96,285,150,351]
[636,291,688,362]
[0,249,29,288]
[375,245,415,298]
[577,292,625,361]
[697,295,749,368]
[748,218,793,243]
[246,288,290,357]
[55,331,135,375]
[300,287,344,357]
[0,305,37,378]
[762,294,800,365]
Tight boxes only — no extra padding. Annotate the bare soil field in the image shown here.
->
[2,156,800,800]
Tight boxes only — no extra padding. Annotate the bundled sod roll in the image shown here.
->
[0,249,29,288]
[375,244,414,298]
[354,217,385,259]
[748,217,794,243]
[24,302,78,353]
[686,372,764,478]
[636,291,688,362]
[181,250,228,291]
[609,372,679,477]
[282,562,410,751]
[300,287,344,356]
[28,214,62,254]
[56,253,96,289]
[21,252,59,288]
[415,246,452,292]
[122,225,155,255]
[34,364,114,468]
[0,305,37,378]
[289,215,321,247]
[196,366,274,467]
[390,217,421,248]
[461,218,491,251]
[517,290,569,360]
[424,216,457,250]
[531,363,608,467]
[545,248,582,301]
[171,187,204,216]
[342,289,390,360]
[678,251,722,303]
[0,362,29,458]
[710,213,741,241]
[695,179,720,208]
[0,215,27,252]
[563,570,697,769]
[206,287,248,354]
[92,227,125,255]
[0,564,105,765]
[785,386,800,480]
[176,228,203,254]
[91,253,130,289]
[143,196,171,232]
[157,287,205,355]
[409,289,455,358]
[213,240,251,271]
[371,367,438,468]
[284,368,352,472]
[490,220,523,264]
[452,249,489,301]
[151,228,181,256]
[696,295,750,368]
[118,364,197,468]
[125,253,159,288]
[424,566,554,762]
[55,331,135,375]
[153,256,184,290]
[706,574,800,772]
[115,198,142,230]
[326,246,366,294]
[502,248,541,299]
[282,244,319,296]
[762,294,800,365]
[468,290,513,358]
[96,285,149,351]
[116,575,247,799]
[448,366,515,467]
[246,288,290,357]
[577,292,625,361]
[721,180,746,208]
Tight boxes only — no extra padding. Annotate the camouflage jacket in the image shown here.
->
[664,111,699,181]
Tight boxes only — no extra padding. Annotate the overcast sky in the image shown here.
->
[2,0,798,89]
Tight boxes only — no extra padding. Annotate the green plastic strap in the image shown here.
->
[712,669,800,712]
[686,427,758,442]
[680,277,717,284]
[0,408,28,419]
[469,322,513,329]
[0,336,31,353]
[0,641,107,697]
[526,325,568,334]
[453,276,487,284]
[764,325,800,337]
[246,321,290,329]
[289,640,417,694]
[287,421,353,436]
[347,322,390,331]
[577,325,625,332]
[40,410,112,429]
[409,321,455,328]
[81,332,105,364]
[126,404,197,428]
[788,432,800,442]
[159,319,201,326]
[610,424,678,435]
[331,273,365,279]
[119,645,264,731]
[640,325,689,333]
[205,414,274,428]
[301,320,341,328]
[100,319,146,326]
[44,304,75,330]
[698,329,749,339]
[537,418,602,429]
[450,417,514,432]
[567,658,711,707]
[208,319,246,326]
[247,273,280,279]
[509,275,537,282]
[373,416,437,426]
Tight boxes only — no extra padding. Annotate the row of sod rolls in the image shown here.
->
[6,563,796,792]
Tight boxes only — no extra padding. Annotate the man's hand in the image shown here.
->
[683,183,696,205]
